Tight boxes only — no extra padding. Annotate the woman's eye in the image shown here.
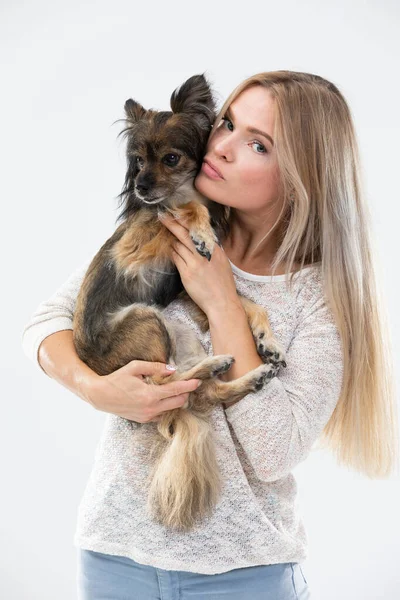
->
[221,117,234,131]
[221,117,267,154]
[251,141,267,154]
[163,154,180,166]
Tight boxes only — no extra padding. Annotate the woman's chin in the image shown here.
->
[194,172,225,202]
[194,172,207,193]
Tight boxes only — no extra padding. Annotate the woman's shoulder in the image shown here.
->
[294,261,325,307]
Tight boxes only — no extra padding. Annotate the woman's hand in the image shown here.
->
[87,360,201,423]
[159,212,241,317]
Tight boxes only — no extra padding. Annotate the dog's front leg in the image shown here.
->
[172,201,219,262]
[237,295,287,368]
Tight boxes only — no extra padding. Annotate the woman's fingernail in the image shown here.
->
[166,364,176,371]
[196,380,202,388]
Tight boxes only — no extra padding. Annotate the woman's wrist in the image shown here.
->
[206,296,245,324]
[207,298,264,385]
[75,369,102,407]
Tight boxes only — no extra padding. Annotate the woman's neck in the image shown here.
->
[222,210,285,274]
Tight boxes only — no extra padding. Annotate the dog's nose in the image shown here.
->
[136,181,150,193]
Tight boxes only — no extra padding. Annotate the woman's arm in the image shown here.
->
[207,303,264,407]
[208,273,344,483]
[22,258,201,422]
[22,257,103,406]
[37,330,200,422]
[22,258,92,373]
[38,330,98,404]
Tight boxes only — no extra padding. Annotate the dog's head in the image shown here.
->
[117,73,217,221]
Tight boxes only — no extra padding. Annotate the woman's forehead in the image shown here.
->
[228,86,276,141]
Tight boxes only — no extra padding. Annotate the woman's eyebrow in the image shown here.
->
[225,107,274,146]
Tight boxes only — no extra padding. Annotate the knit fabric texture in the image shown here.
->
[22,256,343,574]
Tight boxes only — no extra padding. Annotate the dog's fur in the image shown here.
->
[73,74,286,532]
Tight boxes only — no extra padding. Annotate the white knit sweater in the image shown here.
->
[22,256,343,574]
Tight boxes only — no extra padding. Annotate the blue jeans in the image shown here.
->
[77,549,311,599]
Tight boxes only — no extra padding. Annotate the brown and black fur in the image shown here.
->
[73,74,287,532]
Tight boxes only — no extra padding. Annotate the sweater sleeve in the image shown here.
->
[223,274,344,483]
[21,258,92,373]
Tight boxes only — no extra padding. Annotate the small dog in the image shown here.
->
[73,74,286,532]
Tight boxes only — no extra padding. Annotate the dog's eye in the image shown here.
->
[136,156,144,168]
[163,154,180,167]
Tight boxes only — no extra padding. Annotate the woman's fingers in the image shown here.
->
[137,365,202,422]
[151,392,191,422]
[121,359,202,423]
[159,213,195,253]
[152,377,201,402]
[124,359,176,378]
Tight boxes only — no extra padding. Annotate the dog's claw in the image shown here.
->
[190,235,213,261]
[256,336,287,369]
[253,363,279,390]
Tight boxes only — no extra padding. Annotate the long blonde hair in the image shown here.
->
[210,70,398,479]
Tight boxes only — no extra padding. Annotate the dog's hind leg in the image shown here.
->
[85,303,174,376]
[174,291,287,368]
[168,360,280,416]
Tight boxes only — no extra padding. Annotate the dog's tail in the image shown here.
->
[145,409,221,531]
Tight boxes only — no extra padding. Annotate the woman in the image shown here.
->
[22,71,398,599]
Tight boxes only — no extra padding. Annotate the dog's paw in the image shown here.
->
[209,355,235,378]
[191,237,212,261]
[251,362,280,391]
[254,332,287,369]
[190,228,218,262]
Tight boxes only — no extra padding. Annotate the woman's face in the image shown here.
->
[194,85,281,215]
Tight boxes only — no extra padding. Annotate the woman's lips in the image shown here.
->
[201,160,224,180]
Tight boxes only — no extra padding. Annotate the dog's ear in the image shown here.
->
[170,73,216,130]
[124,99,147,124]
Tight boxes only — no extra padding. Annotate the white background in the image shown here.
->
[2,0,399,598]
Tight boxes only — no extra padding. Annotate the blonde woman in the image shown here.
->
[22,71,398,600]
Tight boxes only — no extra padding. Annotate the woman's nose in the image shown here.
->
[211,136,233,161]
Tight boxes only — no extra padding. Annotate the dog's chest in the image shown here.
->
[131,262,183,306]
